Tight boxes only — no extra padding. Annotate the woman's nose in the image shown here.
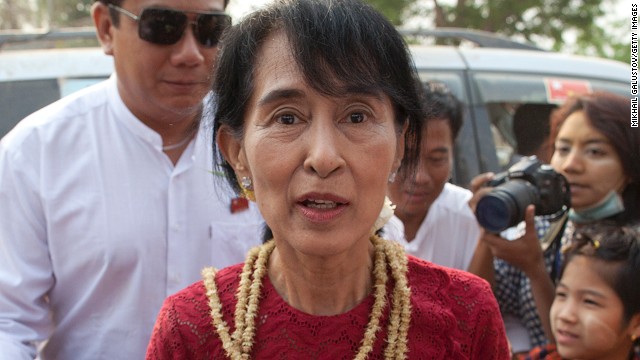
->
[303,120,346,178]
[561,149,584,174]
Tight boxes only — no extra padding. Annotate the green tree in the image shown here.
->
[364,0,628,62]
[0,0,32,29]
[430,0,606,49]
[364,0,418,25]
[37,0,93,27]
[0,0,92,29]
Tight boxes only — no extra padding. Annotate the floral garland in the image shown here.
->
[202,234,412,360]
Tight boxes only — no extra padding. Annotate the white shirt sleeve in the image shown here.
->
[0,137,53,359]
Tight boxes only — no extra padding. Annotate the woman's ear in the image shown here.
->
[92,2,115,55]
[393,120,409,171]
[216,125,248,174]
[629,313,640,342]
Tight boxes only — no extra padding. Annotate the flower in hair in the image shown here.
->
[371,196,396,234]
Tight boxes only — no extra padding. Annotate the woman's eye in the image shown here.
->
[277,114,296,125]
[554,145,570,155]
[585,147,605,156]
[348,112,366,123]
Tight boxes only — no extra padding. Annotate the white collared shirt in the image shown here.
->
[383,183,480,271]
[0,76,264,359]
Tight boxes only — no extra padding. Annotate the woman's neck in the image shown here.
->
[267,242,375,316]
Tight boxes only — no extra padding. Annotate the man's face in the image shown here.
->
[97,0,226,128]
[388,118,453,223]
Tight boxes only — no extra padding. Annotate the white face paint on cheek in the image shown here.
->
[581,311,620,352]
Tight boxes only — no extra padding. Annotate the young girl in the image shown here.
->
[521,223,640,360]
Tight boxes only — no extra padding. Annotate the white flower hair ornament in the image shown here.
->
[371,196,396,235]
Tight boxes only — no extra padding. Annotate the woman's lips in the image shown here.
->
[569,183,588,195]
[296,194,349,223]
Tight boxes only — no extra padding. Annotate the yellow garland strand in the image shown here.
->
[384,240,412,359]
[354,238,388,359]
[203,235,411,360]
[202,267,241,358]
[241,242,274,355]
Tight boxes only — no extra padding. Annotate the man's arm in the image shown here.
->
[0,141,54,359]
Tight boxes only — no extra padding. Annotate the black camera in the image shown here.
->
[475,156,571,233]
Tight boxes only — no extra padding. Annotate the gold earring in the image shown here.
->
[239,176,255,201]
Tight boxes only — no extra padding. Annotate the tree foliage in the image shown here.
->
[44,0,93,27]
[429,0,605,49]
[363,0,628,62]
[364,0,418,25]
[0,0,92,30]
[0,0,628,63]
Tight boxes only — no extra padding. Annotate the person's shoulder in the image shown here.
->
[381,214,405,242]
[1,79,111,148]
[31,78,111,122]
[167,263,244,310]
[406,255,504,345]
[438,183,473,206]
[431,183,476,219]
[435,183,472,209]
[407,255,492,296]
[215,263,244,285]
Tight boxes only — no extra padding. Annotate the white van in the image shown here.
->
[406,29,630,186]
[0,28,631,186]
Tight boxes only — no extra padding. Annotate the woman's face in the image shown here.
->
[550,111,628,211]
[221,32,404,256]
[551,256,637,360]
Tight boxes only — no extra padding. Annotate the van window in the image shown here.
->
[60,78,105,97]
[418,71,466,102]
[472,72,630,170]
[0,79,59,136]
[0,77,106,137]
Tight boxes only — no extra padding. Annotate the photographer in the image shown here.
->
[468,92,640,356]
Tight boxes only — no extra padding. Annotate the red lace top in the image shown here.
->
[146,255,509,359]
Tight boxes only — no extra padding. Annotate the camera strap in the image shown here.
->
[541,213,568,283]
[540,213,568,252]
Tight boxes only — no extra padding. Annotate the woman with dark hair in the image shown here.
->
[145,0,509,358]
[549,92,640,224]
[470,91,640,356]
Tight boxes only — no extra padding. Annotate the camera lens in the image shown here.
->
[475,180,539,233]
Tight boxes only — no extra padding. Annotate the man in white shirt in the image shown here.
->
[384,82,479,271]
[0,0,263,359]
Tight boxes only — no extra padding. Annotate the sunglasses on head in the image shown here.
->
[108,4,231,48]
